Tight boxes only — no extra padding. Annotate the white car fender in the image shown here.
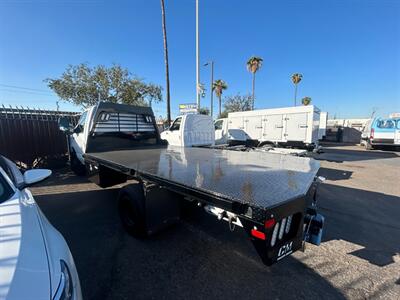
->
[35,205,82,299]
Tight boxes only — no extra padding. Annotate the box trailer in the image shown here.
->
[59,102,325,267]
[224,105,321,149]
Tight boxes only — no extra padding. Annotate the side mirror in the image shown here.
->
[59,116,72,133]
[73,125,83,134]
[23,169,52,186]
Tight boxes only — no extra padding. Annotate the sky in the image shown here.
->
[0,0,399,119]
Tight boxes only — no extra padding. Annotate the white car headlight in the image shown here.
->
[54,260,74,300]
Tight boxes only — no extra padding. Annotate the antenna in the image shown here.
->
[370,107,378,118]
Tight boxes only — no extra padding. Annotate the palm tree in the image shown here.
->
[160,0,171,124]
[291,73,303,106]
[301,96,311,106]
[212,79,228,117]
[246,56,263,110]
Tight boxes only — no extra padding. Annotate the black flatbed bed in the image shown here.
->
[84,145,320,210]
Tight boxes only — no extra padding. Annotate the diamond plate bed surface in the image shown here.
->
[86,146,320,209]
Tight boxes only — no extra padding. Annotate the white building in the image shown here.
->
[327,118,370,131]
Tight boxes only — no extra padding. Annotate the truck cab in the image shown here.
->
[60,102,159,174]
[160,114,215,147]
[214,118,249,145]
[68,107,96,165]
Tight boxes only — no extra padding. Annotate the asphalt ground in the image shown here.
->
[32,144,400,299]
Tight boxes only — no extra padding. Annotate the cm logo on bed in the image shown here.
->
[277,241,293,260]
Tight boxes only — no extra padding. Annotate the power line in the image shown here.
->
[0,83,54,94]
[0,88,56,97]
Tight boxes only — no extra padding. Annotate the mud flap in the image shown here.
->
[240,218,303,266]
[303,208,324,246]
[239,218,272,265]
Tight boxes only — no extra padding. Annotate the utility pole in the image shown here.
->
[160,0,171,124]
[204,61,214,117]
[196,0,200,112]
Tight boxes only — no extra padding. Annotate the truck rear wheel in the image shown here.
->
[118,184,147,238]
[365,141,374,150]
[258,141,275,148]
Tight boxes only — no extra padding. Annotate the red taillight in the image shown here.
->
[264,218,276,229]
[370,128,374,139]
[251,229,266,240]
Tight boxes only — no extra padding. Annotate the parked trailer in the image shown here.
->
[59,102,324,266]
[216,105,321,150]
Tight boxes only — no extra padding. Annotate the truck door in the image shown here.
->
[262,114,284,142]
[244,116,263,140]
[165,117,182,146]
[284,113,308,141]
[214,119,225,144]
[70,111,88,163]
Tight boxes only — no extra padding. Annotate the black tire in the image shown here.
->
[258,141,275,148]
[118,184,147,238]
[365,140,374,150]
[70,152,86,176]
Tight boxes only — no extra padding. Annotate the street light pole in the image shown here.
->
[204,61,214,117]
[196,0,200,112]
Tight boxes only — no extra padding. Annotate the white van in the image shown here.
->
[361,117,400,149]
[160,114,215,147]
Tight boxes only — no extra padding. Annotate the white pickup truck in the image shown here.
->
[160,114,215,147]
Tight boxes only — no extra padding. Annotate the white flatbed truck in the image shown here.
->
[59,102,325,266]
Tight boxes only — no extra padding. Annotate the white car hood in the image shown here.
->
[0,190,50,300]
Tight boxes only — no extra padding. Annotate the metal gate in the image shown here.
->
[0,105,80,167]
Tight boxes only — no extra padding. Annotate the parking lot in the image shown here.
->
[31,144,400,300]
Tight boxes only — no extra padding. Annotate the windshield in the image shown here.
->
[170,117,182,131]
[214,120,223,130]
[376,119,395,129]
[0,155,24,189]
[76,111,87,128]
[0,170,14,204]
